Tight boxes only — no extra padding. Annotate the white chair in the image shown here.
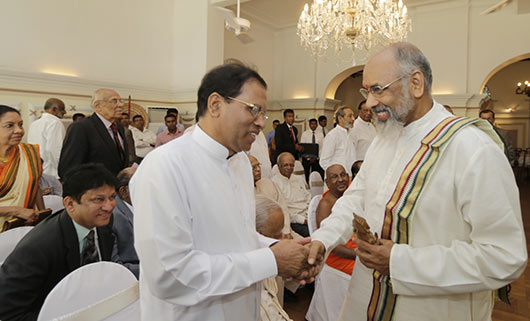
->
[306,264,351,321]
[309,171,324,198]
[307,195,322,235]
[38,262,140,321]
[0,226,33,264]
[271,164,279,176]
[43,195,65,214]
[293,160,308,187]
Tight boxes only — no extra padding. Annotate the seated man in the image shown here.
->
[112,167,140,278]
[0,163,116,321]
[155,113,184,147]
[255,195,294,321]
[316,164,356,275]
[249,154,299,240]
[271,152,311,237]
[307,164,356,321]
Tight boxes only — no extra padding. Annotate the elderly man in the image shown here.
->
[320,106,356,176]
[272,152,311,237]
[59,88,128,179]
[350,100,376,161]
[111,167,139,278]
[250,130,273,178]
[255,195,294,321]
[0,164,116,321]
[308,42,526,321]
[130,115,156,163]
[155,113,184,147]
[130,63,314,320]
[479,109,515,163]
[27,98,66,178]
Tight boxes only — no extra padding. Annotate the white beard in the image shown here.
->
[373,87,415,138]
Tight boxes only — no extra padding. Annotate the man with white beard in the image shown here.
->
[319,106,357,176]
[306,42,526,321]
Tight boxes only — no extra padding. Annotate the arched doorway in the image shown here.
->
[480,53,530,149]
[325,65,365,114]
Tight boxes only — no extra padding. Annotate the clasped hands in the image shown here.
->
[271,237,395,283]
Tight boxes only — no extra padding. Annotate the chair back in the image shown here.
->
[307,195,322,235]
[271,164,279,176]
[43,195,65,214]
[0,226,33,264]
[309,172,324,198]
[38,262,140,321]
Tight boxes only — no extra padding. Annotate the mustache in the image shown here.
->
[372,105,392,113]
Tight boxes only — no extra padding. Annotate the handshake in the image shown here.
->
[270,238,326,284]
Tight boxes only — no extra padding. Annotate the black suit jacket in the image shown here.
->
[275,122,299,159]
[58,113,128,180]
[0,210,113,321]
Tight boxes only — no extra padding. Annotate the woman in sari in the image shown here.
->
[0,105,44,231]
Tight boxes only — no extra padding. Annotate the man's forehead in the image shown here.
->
[362,51,397,86]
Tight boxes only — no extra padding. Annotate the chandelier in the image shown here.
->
[297,0,411,59]
[515,80,530,97]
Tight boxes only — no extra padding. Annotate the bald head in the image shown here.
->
[255,195,284,239]
[248,154,261,184]
[368,42,432,95]
[116,167,136,204]
[325,164,349,196]
[44,98,66,119]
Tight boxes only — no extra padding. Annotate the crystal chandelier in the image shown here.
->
[515,80,530,97]
[297,0,411,59]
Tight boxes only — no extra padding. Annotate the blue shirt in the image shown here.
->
[265,130,275,147]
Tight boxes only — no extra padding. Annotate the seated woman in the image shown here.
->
[0,105,44,231]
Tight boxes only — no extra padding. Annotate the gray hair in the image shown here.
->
[255,194,283,234]
[90,88,114,108]
[276,151,294,166]
[393,43,433,94]
[335,106,353,124]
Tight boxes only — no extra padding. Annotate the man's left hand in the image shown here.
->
[353,238,394,275]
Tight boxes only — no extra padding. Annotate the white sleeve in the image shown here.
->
[131,129,149,148]
[390,143,527,296]
[131,153,277,306]
[46,121,66,171]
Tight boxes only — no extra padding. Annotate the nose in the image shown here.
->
[365,92,380,109]
[102,199,116,212]
[254,115,265,130]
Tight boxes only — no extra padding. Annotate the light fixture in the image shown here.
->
[297,0,411,60]
[515,80,530,97]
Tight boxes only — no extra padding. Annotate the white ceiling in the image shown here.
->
[227,0,450,30]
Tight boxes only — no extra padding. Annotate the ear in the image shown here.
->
[63,196,75,213]
[409,70,425,98]
[207,92,225,118]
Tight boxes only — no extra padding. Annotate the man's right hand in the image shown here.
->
[271,239,312,283]
[307,240,325,266]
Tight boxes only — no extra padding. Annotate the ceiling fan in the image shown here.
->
[216,0,254,44]
[481,0,513,15]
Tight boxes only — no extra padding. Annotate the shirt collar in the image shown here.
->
[403,99,438,136]
[193,124,230,161]
[357,118,371,126]
[71,218,96,244]
[95,112,113,129]
[42,112,60,121]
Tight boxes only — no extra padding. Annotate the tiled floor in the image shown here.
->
[284,178,530,321]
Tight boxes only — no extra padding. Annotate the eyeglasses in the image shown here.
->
[359,74,408,99]
[227,96,268,120]
[251,163,261,170]
[279,163,295,168]
[99,98,125,105]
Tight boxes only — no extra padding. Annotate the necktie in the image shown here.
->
[312,131,316,144]
[289,126,296,143]
[81,230,99,265]
[110,123,125,163]
[322,127,326,137]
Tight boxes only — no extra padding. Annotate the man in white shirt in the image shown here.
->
[350,100,376,161]
[319,106,356,176]
[300,118,324,182]
[130,63,315,321]
[307,42,526,321]
[271,152,311,238]
[27,98,66,178]
[130,115,156,163]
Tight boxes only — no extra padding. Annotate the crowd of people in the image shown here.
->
[0,41,526,321]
